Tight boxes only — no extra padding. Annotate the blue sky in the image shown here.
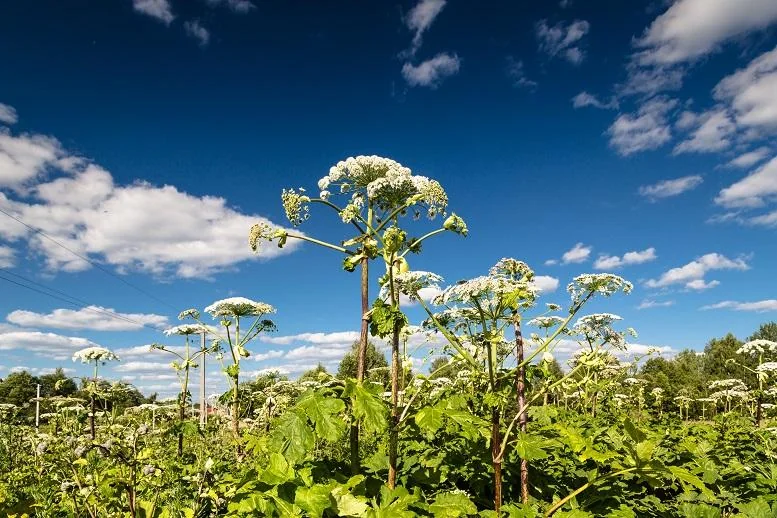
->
[1,0,776,397]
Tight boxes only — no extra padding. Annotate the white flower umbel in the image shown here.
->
[567,273,633,305]
[204,297,276,318]
[382,271,443,303]
[737,339,777,356]
[163,324,214,336]
[72,346,118,364]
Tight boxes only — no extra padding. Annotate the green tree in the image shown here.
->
[337,341,388,386]
[0,371,39,413]
[39,368,76,398]
[702,333,753,382]
[299,363,329,382]
[748,322,777,342]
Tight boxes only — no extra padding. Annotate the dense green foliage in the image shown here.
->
[1,323,776,517]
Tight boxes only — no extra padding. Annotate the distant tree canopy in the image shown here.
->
[337,341,389,386]
[749,321,777,342]
[299,363,329,382]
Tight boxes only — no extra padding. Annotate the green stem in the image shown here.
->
[545,468,639,516]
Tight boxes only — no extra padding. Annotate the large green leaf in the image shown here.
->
[514,432,548,461]
[271,410,314,464]
[428,492,477,518]
[259,453,295,485]
[294,485,334,518]
[296,390,346,442]
[346,380,388,433]
[415,405,444,434]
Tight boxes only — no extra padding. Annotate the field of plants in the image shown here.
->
[1,156,776,517]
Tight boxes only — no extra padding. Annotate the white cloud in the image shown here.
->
[594,247,657,270]
[685,279,720,291]
[114,361,171,373]
[608,97,678,155]
[561,243,591,264]
[536,19,590,65]
[0,129,64,190]
[617,66,685,98]
[673,109,736,154]
[748,209,777,227]
[260,331,359,346]
[132,0,175,25]
[637,299,675,310]
[253,349,285,362]
[638,175,703,200]
[6,306,168,331]
[402,53,461,88]
[572,91,618,110]
[0,124,300,279]
[184,20,210,47]
[715,156,777,208]
[701,299,777,312]
[544,259,558,266]
[505,57,537,89]
[0,245,14,268]
[726,147,771,168]
[633,0,777,66]
[645,252,749,289]
[0,330,101,360]
[205,0,256,14]
[10,366,75,376]
[404,0,447,56]
[714,45,777,130]
[0,103,18,125]
[532,275,559,293]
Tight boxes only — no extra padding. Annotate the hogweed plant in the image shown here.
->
[203,297,276,447]
[249,155,467,478]
[71,346,119,440]
[400,260,633,513]
[731,339,777,425]
[152,311,215,456]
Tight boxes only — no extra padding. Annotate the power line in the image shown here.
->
[0,207,177,311]
[0,268,167,333]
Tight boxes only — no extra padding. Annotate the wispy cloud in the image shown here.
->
[638,175,703,200]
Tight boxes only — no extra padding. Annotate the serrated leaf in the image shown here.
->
[429,492,477,518]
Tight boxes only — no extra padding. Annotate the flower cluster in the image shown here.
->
[527,316,566,329]
[204,297,276,317]
[281,188,311,226]
[567,273,633,305]
[72,346,119,364]
[709,378,748,391]
[386,271,444,303]
[737,339,777,356]
[163,324,213,336]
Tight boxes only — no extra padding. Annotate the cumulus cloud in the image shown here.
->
[638,175,703,200]
[184,20,210,46]
[673,109,736,154]
[561,243,591,264]
[594,248,657,270]
[0,123,299,279]
[6,306,168,331]
[132,0,175,25]
[645,252,749,290]
[726,147,771,168]
[715,156,777,208]
[532,275,560,293]
[633,0,777,66]
[701,299,777,312]
[714,45,777,130]
[608,97,678,155]
[0,103,18,125]
[0,330,102,360]
[260,331,360,346]
[536,19,590,65]
[402,53,461,88]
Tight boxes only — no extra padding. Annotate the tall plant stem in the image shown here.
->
[388,255,400,489]
[545,468,638,516]
[90,361,97,440]
[350,255,369,474]
[514,320,529,504]
[491,407,502,516]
